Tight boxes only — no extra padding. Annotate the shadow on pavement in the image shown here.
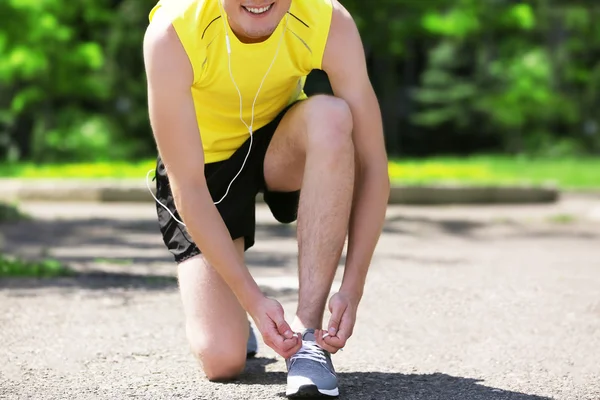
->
[383,214,598,240]
[1,211,596,271]
[240,358,551,400]
[383,215,488,237]
[255,222,297,239]
[1,218,297,252]
[0,273,298,302]
[0,272,178,293]
[0,217,320,269]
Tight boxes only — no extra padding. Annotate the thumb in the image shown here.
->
[273,312,293,339]
[327,302,346,337]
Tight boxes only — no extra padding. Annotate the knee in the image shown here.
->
[305,95,354,150]
[190,341,247,382]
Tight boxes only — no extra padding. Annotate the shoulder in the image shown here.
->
[327,0,359,43]
[147,0,213,47]
[148,0,208,24]
[321,1,363,72]
[144,5,194,87]
[145,0,212,85]
[144,8,180,63]
[145,0,203,49]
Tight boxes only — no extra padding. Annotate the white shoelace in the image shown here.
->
[291,340,328,364]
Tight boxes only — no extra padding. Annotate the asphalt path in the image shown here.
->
[1,196,599,399]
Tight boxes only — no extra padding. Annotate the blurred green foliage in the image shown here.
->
[0,0,599,162]
[343,0,600,157]
[0,0,152,163]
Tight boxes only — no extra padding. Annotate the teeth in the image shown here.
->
[245,4,271,14]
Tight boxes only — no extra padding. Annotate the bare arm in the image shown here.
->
[322,1,390,300]
[143,15,264,310]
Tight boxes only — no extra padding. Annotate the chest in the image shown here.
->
[195,33,312,102]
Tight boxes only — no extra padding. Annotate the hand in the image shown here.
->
[316,291,358,354]
[249,296,302,359]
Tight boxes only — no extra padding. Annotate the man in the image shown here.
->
[143,0,389,397]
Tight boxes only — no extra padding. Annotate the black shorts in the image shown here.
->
[154,104,301,264]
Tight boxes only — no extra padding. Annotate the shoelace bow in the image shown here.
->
[291,340,328,364]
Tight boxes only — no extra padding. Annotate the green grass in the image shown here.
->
[0,160,157,179]
[388,155,600,189]
[0,202,29,222]
[0,254,73,278]
[93,258,133,265]
[0,155,599,189]
[547,214,577,224]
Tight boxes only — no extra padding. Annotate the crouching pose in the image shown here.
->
[143,0,389,397]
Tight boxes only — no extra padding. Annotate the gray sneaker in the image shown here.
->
[285,329,339,398]
[247,322,258,359]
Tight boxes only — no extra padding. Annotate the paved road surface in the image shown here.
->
[1,196,599,399]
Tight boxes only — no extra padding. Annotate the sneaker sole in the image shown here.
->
[286,384,339,398]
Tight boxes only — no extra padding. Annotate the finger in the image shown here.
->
[268,330,299,358]
[280,335,300,353]
[265,325,285,349]
[316,329,340,354]
[327,303,347,338]
[315,329,325,347]
[323,326,349,352]
[315,329,326,348]
[273,314,294,339]
[321,341,341,354]
[281,335,302,359]
[330,309,354,345]
[273,332,300,359]
[324,334,346,350]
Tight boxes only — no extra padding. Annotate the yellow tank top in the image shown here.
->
[148,0,334,163]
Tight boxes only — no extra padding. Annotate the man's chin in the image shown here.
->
[241,23,278,38]
[246,30,274,39]
[248,29,275,39]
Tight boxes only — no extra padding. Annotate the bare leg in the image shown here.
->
[177,237,249,381]
[264,95,355,331]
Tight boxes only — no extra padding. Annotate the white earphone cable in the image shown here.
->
[147,4,289,227]
[213,7,289,205]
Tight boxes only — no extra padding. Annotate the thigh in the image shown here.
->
[263,94,349,193]
[177,237,249,356]
[263,99,310,192]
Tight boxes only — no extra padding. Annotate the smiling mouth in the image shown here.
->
[242,3,274,16]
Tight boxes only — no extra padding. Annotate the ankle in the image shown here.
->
[291,314,322,333]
